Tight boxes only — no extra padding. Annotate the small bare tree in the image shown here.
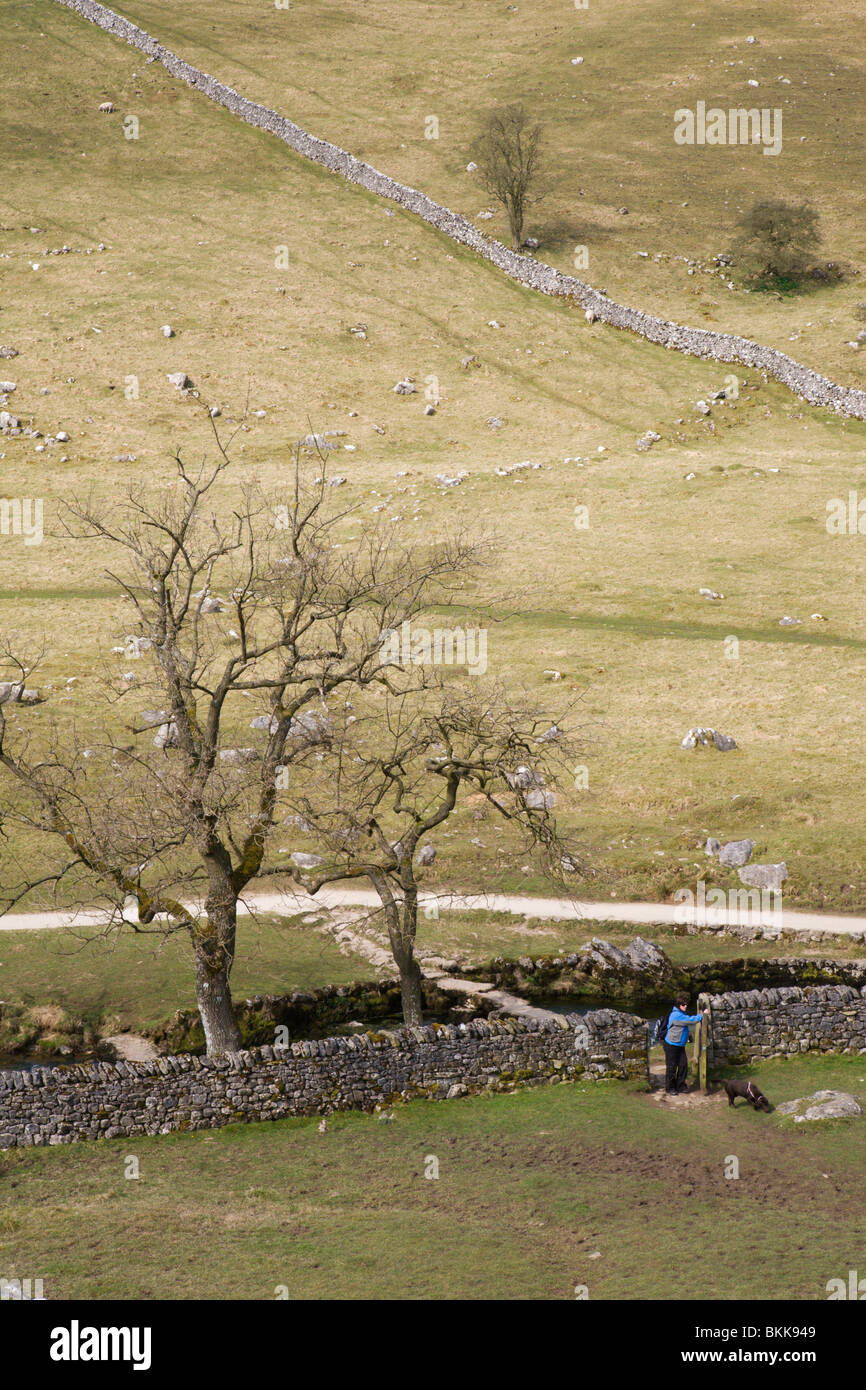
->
[0,431,484,1054]
[470,104,545,252]
[280,681,581,1024]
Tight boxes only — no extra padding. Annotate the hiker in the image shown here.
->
[663,993,709,1094]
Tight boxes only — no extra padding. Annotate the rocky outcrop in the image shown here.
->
[776,1090,863,1122]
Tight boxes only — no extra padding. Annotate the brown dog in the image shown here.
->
[724,1079,771,1112]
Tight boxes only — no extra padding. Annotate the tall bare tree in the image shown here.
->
[280,681,581,1024]
[0,433,483,1054]
[470,104,545,252]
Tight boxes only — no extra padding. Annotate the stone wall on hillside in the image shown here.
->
[708,984,866,1065]
[54,0,866,421]
[0,1009,649,1149]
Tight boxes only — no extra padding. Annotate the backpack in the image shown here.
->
[649,1015,670,1047]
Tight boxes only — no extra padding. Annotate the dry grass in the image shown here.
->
[2,0,866,914]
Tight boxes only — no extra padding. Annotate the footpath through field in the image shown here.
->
[1,886,865,936]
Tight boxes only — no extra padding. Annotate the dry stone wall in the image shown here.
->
[708,984,866,1065]
[54,0,866,421]
[0,1010,649,1149]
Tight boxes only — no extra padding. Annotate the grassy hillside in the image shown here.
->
[113,0,866,383]
[2,0,866,917]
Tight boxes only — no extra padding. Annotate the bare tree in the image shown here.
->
[470,104,545,252]
[279,680,582,1024]
[0,432,484,1054]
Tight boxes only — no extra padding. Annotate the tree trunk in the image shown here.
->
[508,200,523,251]
[195,955,242,1055]
[371,873,425,1026]
[397,953,425,1026]
[194,892,242,1055]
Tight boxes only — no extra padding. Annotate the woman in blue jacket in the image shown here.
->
[664,993,709,1094]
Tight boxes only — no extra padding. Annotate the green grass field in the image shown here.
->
[0,911,363,1049]
[1,1054,862,1299]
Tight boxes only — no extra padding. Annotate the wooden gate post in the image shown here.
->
[694,991,711,1092]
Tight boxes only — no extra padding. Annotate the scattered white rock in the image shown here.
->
[154,719,181,750]
[718,839,755,868]
[290,851,325,870]
[219,747,260,765]
[160,325,174,337]
[777,1091,862,1123]
[636,430,661,451]
[250,714,279,733]
[738,862,787,891]
[681,727,737,752]
[526,789,556,810]
[494,460,542,477]
[167,372,191,390]
[301,433,338,449]
[505,765,544,790]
